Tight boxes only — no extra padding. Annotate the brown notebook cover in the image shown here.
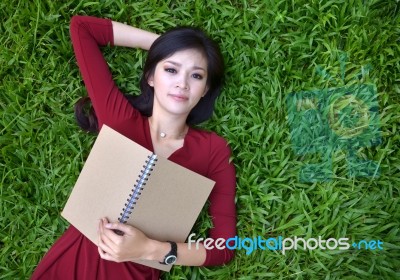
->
[61,125,215,271]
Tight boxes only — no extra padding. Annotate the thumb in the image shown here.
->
[105,222,132,236]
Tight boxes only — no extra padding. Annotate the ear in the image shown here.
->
[147,75,154,87]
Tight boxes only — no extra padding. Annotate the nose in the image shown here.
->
[176,74,189,90]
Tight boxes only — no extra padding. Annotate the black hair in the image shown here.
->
[75,26,224,132]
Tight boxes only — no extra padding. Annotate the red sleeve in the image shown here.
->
[202,133,236,266]
[70,15,138,129]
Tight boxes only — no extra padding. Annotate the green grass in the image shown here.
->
[1,0,399,279]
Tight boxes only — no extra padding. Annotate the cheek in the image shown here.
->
[153,75,170,90]
[194,81,208,93]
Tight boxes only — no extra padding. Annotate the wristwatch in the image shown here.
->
[160,241,177,265]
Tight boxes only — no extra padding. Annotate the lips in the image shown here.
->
[168,93,189,101]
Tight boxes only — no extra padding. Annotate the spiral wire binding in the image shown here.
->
[118,154,158,224]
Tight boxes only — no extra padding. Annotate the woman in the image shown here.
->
[32,15,236,279]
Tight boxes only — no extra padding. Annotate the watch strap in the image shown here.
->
[159,241,177,265]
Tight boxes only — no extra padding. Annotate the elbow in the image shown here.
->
[69,15,84,40]
[70,15,84,30]
[70,15,93,37]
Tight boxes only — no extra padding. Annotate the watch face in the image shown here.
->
[165,255,177,265]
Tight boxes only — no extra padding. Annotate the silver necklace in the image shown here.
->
[149,119,187,139]
[157,130,187,139]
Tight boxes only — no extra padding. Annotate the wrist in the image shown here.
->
[143,239,171,262]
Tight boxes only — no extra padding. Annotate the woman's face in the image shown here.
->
[148,48,209,118]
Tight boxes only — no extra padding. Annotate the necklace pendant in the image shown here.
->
[160,132,166,138]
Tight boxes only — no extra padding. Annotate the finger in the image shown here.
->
[99,220,118,253]
[98,232,116,257]
[98,245,115,262]
[97,240,106,257]
[100,221,126,245]
[98,233,124,263]
[99,221,121,251]
[104,221,133,236]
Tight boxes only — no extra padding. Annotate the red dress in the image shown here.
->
[31,16,236,280]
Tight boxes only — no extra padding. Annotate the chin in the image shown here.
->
[165,107,192,117]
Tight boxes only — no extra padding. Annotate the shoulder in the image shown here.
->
[190,127,231,153]
[188,128,233,175]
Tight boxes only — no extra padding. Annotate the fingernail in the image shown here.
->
[105,223,112,228]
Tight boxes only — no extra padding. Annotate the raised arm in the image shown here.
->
[70,16,157,130]
[111,21,159,50]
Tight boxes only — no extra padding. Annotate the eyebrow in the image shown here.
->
[164,61,206,71]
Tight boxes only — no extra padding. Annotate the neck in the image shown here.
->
[148,115,188,140]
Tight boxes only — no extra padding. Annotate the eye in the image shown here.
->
[192,73,203,80]
[165,68,176,74]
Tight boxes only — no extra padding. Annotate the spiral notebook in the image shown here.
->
[61,125,215,271]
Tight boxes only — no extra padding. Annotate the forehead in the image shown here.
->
[161,48,208,70]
